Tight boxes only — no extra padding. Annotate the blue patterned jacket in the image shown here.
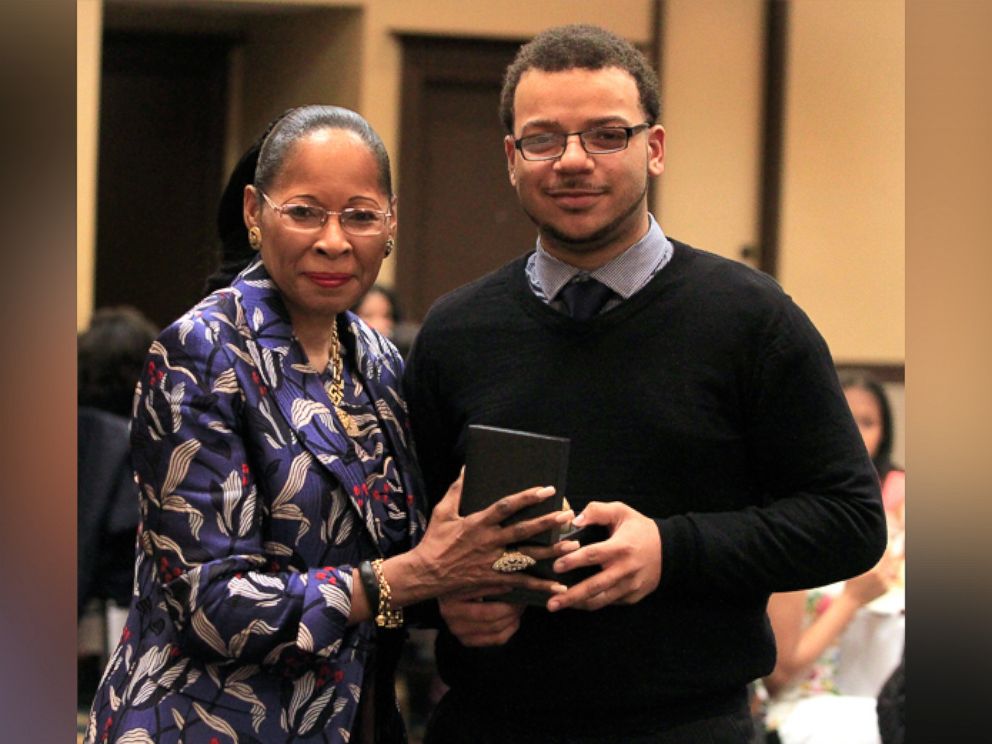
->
[86,259,425,743]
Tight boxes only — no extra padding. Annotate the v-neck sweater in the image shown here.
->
[403,239,885,727]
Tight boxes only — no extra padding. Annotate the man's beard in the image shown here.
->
[524,182,648,253]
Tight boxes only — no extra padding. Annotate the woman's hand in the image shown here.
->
[843,546,899,606]
[766,544,903,694]
[388,471,574,605]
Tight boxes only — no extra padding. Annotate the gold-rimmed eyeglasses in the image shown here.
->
[259,191,392,237]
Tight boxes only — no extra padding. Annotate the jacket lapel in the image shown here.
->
[231,260,381,547]
[340,316,427,546]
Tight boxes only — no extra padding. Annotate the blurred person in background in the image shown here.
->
[353,283,420,359]
[354,283,399,338]
[77,305,158,708]
[762,370,905,744]
[78,305,159,420]
[840,370,905,541]
[876,652,905,744]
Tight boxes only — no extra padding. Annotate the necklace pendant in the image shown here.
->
[336,406,360,437]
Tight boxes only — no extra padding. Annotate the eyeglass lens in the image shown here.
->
[266,195,387,236]
[519,125,645,160]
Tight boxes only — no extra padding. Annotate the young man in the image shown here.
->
[403,24,887,743]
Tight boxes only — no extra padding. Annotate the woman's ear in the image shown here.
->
[243,184,261,229]
[388,195,398,236]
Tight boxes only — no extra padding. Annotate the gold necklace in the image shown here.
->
[328,320,359,437]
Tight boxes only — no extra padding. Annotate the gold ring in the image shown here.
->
[492,550,536,573]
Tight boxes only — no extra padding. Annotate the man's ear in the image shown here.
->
[243,184,261,229]
[647,125,666,177]
[504,135,518,187]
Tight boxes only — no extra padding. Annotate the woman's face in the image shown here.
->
[356,290,395,337]
[845,385,884,459]
[244,128,396,329]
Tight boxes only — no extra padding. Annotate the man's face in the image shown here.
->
[504,66,665,270]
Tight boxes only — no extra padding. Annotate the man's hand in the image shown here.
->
[439,590,526,647]
[546,501,662,612]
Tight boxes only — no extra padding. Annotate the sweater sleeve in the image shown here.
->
[402,324,462,510]
[656,299,888,598]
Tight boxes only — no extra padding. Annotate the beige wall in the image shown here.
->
[78,0,905,368]
[656,0,905,365]
[237,7,364,156]
[77,0,103,331]
[779,0,905,364]
[657,0,765,265]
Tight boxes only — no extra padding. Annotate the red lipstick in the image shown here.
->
[304,272,352,288]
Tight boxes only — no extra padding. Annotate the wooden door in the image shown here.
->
[396,36,536,322]
[96,32,231,328]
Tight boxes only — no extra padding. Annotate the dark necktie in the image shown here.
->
[558,277,616,320]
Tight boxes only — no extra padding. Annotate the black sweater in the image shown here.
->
[403,241,886,729]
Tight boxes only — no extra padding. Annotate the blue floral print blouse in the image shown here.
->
[85,259,426,743]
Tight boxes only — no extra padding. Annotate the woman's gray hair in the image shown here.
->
[255,105,393,198]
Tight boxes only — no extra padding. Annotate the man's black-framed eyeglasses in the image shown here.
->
[513,123,652,161]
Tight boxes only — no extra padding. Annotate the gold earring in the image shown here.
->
[384,237,395,257]
[248,226,262,250]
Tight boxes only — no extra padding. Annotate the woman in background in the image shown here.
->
[353,284,420,360]
[762,370,905,744]
[354,284,400,339]
[77,306,159,708]
[840,370,904,542]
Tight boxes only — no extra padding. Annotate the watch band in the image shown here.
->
[358,559,381,617]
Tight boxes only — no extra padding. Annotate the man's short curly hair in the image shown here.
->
[499,24,660,134]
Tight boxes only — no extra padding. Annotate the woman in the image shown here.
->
[352,284,419,360]
[354,284,400,339]
[839,370,904,541]
[762,370,905,744]
[85,106,571,744]
[78,306,159,707]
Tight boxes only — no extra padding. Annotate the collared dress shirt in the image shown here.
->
[525,213,674,314]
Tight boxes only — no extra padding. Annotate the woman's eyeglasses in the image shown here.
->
[259,191,391,237]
